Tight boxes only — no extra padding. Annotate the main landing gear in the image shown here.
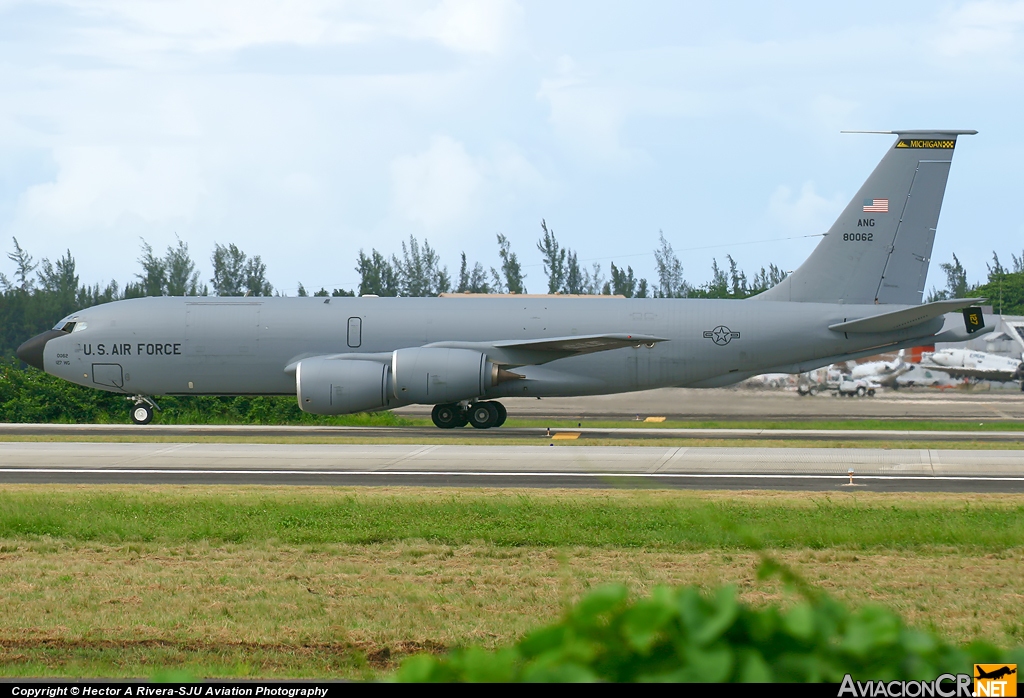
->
[431,401,507,429]
[128,396,160,425]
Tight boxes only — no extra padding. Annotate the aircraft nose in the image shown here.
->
[15,330,65,371]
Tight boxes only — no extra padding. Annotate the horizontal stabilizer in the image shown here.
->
[828,298,985,334]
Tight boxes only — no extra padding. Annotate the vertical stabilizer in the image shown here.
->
[757,130,975,304]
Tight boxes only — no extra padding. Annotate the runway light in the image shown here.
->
[848,469,855,485]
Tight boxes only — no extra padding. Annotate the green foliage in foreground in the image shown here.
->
[398,562,1024,682]
[2,489,1023,551]
[0,360,407,426]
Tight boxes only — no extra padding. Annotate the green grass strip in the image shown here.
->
[2,488,1023,551]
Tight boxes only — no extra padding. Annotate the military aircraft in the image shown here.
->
[919,347,1024,389]
[17,129,991,427]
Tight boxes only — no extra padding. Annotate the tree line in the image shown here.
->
[352,220,788,300]
[928,250,1024,316]
[0,237,278,359]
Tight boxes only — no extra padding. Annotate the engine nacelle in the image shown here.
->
[296,357,391,415]
[392,347,493,404]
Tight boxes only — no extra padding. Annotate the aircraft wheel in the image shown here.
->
[493,401,507,427]
[808,387,818,397]
[468,402,499,429]
[431,403,463,429]
[130,402,153,425]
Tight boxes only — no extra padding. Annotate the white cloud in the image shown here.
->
[391,135,484,231]
[932,1,1024,58]
[419,0,524,54]
[390,135,547,235]
[47,0,524,60]
[767,182,845,235]
[19,146,205,227]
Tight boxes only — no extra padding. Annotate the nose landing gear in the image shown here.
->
[127,396,160,425]
[431,401,506,429]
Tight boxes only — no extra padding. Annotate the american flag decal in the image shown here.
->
[863,198,889,212]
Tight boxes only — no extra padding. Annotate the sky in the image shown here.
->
[2,0,1023,297]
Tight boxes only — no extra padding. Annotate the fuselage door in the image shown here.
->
[347,317,362,348]
[92,363,123,389]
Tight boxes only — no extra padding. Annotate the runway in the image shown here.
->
[395,387,1024,421]
[3,442,1023,492]
[2,423,1022,442]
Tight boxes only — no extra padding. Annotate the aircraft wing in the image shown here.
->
[427,333,669,366]
[285,334,668,373]
[492,333,666,354]
[828,298,986,334]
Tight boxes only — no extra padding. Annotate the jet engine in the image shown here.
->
[296,357,391,415]
[391,347,521,404]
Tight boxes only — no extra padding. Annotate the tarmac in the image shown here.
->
[3,388,1021,492]
[392,386,1024,421]
[2,422,1022,442]
[3,441,1023,492]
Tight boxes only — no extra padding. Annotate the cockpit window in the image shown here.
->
[52,320,87,333]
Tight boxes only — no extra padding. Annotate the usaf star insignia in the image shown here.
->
[703,325,741,346]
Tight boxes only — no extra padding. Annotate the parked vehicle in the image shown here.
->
[834,376,877,397]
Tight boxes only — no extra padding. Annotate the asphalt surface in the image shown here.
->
[3,422,1023,442]
[394,387,1024,421]
[3,442,1023,492]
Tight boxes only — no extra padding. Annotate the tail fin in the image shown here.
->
[757,130,976,304]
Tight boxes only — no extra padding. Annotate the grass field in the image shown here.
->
[0,486,1022,679]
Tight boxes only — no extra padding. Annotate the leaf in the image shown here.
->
[691,586,739,646]
[736,649,773,683]
[841,606,901,657]
[684,644,735,682]
[521,661,600,683]
[461,647,518,683]
[782,603,815,641]
[395,654,445,682]
[570,583,629,627]
[621,596,675,652]
[518,625,569,657]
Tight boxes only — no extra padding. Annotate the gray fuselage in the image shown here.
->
[39,295,957,404]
